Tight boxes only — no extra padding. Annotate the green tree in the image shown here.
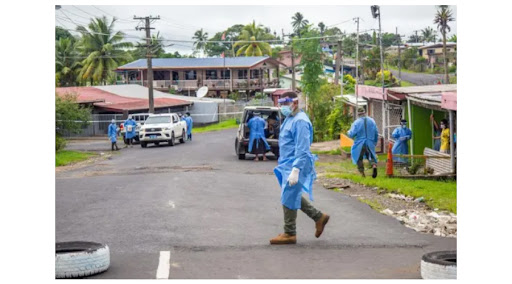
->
[324,27,342,37]
[421,27,436,42]
[56,38,81,87]
[372,31,377,44]
[434,5,455,83]
[76,16,132,85]
[55,93,92,136]
[192,28,209,56]
[233,21,272,56]
[133,31,165,59]
[448,34,457,43]
[362,46,385,79]
[318,22,326,35]
[291,12,309,38]
[407,34,422,43]
[56,26,74,41]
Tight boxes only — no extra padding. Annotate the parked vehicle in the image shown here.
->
[139,113,187,148]
[235,106,282,160]
[120,113,150,144]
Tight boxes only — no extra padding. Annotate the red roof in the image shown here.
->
[56,87,191,112]
[272,89,295,96]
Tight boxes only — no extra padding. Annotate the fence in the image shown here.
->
[59,114,124,137]
[217,99,274,123]
[387,146,454,177]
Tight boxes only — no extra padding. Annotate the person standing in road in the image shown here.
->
[433,119,450,154]
[124,115,137,148]
[185,112,193,141]
[270,92,330,245]
[348,108,379,178]
[108,119,119,151]
[391,119,412,164]
[247,112,270,161]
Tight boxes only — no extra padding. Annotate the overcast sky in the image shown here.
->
[55,5,457,55]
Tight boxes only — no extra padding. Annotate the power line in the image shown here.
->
[326,18,353,28]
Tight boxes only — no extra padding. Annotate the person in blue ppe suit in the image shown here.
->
[348,108,379,178]
[270,91,330,245]
[392,119,412,164]
[247,112,270,161]
[108,119,119,151]
[124,115,137,148]
[184,112,193,141]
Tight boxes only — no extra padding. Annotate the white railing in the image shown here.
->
[176,80,198,89]
[203,79,230,89]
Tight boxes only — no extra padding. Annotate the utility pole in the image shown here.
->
[335,40,341,85]
[396,27,402,84]
[282,29,296,91]
[340,39,344,97]
[372,5,387,151]
[135,15,160,113]
[415,30,419,43]
[354,17,360,120]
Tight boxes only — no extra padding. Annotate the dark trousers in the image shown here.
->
[357,145,377,173]
[283,196,323,236]
[187,133,192,141]
[111,142,119,150]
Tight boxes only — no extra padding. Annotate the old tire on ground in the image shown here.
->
[421,251,456,279]
[55,242,110,279]
[179,129,186,143]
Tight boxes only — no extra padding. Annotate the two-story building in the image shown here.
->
[418,42,457,68]
[116,56,285,97]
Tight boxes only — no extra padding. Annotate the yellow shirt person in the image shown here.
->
[433,119,450,154]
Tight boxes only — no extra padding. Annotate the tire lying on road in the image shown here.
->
[55,241,110,279]
[420,250,456,279]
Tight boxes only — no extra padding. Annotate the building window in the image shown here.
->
[428,49,434,55]
[206,70,218,80]
[220,70,231,79]
[250,69,260,79]
[238,70,248,79]
[185,70,197,80]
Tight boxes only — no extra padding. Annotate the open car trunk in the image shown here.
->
[242,109,281,140]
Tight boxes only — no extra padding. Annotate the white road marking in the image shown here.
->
[168,201,175,208]
[156,251,171,279]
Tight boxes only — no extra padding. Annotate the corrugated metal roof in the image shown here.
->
[387,84,457,94]
[118,56,270,69]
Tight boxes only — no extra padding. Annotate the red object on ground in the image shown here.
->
[386,142,393,176]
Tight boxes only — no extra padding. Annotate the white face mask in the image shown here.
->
[441,124,446,129]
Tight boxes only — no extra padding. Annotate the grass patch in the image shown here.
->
[56,150,96,167]
[399,80,416,87]
[317,156,457,213]
[193,119,239,133]
[312,148,341,155]
[358,198,385,212]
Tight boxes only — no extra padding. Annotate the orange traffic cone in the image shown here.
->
[386,142,393,177]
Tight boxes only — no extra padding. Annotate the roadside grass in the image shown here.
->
[312,148,341,155]
[56,150,97,167]
[358,197,385,212]
[364,79,415,87]
[192,119,238,133]
[316,155,457,213]
[399,80,416,87]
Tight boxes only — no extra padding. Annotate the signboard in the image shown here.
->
[357,85,387,100]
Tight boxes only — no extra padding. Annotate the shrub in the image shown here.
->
[56,135,67,152]
[449,65,456,73]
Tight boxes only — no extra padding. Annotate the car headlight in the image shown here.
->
[140,128,145,133]
[164,127,171,131]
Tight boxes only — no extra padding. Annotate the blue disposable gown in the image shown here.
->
[392,127,412,163]
[347,116,379,165]
[124,119,137,139]
[108,123,117,143]
[185,116,193,135]
[273,111,318,210]
[247,116,270,152]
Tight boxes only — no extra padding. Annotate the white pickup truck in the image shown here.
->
[139,113,187,148]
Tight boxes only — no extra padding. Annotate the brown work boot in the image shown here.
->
[315,214,330,238]
[269,233,297,245]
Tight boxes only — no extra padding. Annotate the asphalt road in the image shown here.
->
[56,129,456,279]
[390,68,446,85]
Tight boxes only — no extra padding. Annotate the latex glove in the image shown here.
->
[287,168,300,186]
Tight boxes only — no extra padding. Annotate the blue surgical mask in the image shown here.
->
[280,106,292,117]
[401,124,406,129]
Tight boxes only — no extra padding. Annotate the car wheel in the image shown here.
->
[55,242,110,279]
[169,132,175,146]
[179,129,186,143]
[238,153,245,160]
[141,142,147,148]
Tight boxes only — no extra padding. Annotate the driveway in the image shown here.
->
[389,68,446,85]
[56,129,456,279]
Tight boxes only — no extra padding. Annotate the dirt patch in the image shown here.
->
[311,140,339,152]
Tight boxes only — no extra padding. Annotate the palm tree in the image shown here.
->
[192,29,209,57]
[318,22,326,35]
[134,31,165,59]
[434,5,455,83]
[291,12,309,38]
[56,37,81,86]
[421,27,436,43]
[233,21,272,57]
[76,16,132,85]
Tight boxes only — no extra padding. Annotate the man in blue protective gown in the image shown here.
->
[185,112,193,141]
[270,91,330,245]
[392,119,412,164]
[348,108,379,178]
[247,112,270,161]
[123,115,137,148]
[108,119,119,151]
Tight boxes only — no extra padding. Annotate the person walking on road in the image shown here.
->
[124,115,137,148]
[270,91,330,245]
[391,119,412,164]
[247,112,270,161]
[108,119,119,151]
[348,108,379,178]
[184,112,193,141]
